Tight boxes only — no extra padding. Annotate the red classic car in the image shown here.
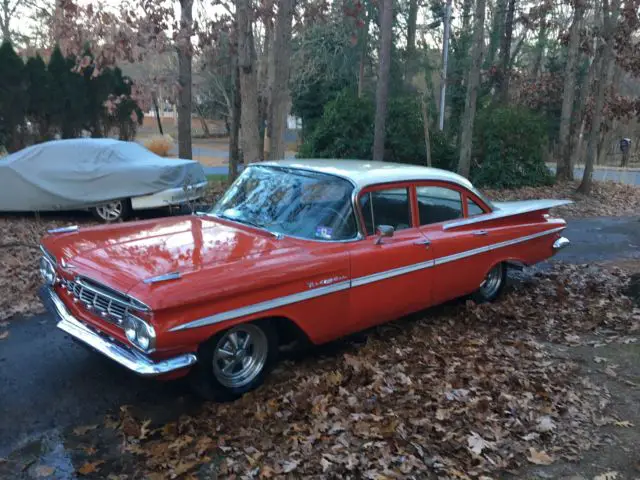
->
[39,160,571,400]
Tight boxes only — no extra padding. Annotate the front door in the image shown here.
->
[348,185,434,330]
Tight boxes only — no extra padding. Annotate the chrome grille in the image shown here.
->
[62,278,134,324]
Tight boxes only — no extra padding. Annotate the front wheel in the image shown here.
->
[189,322,278,401]
[472,263,507,303]
[91,199,131,223]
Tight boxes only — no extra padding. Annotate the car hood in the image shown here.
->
[43,215,298,294]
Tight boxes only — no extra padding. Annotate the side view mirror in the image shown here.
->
[375,225,395,244]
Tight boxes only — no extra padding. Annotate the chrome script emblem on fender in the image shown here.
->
[307,275,348,289]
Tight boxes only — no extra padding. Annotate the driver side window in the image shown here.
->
[359,188,412,236]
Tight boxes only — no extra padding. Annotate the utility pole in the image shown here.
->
[438,0,452,131]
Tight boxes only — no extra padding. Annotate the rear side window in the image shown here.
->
[359,188,412,235]
[417,186,463,225]
[467,197,485,216]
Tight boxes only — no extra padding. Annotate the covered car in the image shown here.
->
[0,138,208,222]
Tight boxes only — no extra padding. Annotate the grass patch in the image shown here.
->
[206,174,228,183]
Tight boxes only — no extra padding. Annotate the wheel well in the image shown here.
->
[263,317,312,348]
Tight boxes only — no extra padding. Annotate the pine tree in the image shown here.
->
[48,45,86,138]
[0,40,27,152]
[25,54,52,142]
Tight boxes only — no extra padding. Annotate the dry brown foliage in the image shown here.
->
[143,135,175,157]
[93,264,637,479]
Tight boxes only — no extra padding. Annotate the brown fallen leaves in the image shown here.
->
[88,263,636,479]
[0,215,94,321]
[482,180,640,218]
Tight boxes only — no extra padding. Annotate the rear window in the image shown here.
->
[417,186,463,225]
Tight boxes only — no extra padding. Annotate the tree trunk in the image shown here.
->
[229,64,241,180]
[531,18,548,79]
[497,0,516,103]
[258,16,273,161]
[570,35,599,170]
[486,0,506,68]
[358,6,369,97]
[372,0,394,161]
[266,0,295,161]
[458,0,486,178]
[151,91,164,135]
[236,0,261,163]
[195,105,211,137]
[1,0,11,42]
[556,0,585,181]
[177,0,194,159]
[421,93,432,167]
[405,0,418,83]
[578,0,621,194]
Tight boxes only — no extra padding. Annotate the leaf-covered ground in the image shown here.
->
[482,180,640,218]
[5,263,632,479]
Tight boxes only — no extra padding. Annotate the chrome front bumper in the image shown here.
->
[40,286,197,376]
[553,236,571,252]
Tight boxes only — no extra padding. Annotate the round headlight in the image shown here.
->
[135,322,151,351]
[39,256,57,286]
[124,315,156,352]
[123,315,137,343]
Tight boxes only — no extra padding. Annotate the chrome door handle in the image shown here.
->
[473,230,488,236]
[414,239,431,246]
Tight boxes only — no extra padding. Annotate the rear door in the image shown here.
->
[415,183,493,305]
[348,183,434,330]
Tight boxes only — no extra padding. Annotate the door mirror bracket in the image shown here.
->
[375,225,395,244]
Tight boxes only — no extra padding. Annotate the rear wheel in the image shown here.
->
[91,199,131,223]
[472,263,507,303]
[189,322,278,401]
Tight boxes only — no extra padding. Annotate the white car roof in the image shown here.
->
[260,159,475,191]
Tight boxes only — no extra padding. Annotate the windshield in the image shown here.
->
[211,166,358,241]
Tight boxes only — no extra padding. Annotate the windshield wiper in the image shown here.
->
[213,212,283,238]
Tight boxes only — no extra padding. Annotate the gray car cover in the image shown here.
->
[0,139,206,211]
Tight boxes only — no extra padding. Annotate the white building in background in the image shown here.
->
[287,115,302,130]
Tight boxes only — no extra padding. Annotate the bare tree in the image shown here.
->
[266,0,295,160]
[177,0,194,159]
[578,0,621,194]
[229,63,241,180]
[458,0,487,178]
[236,0,261,163]
[497,0,516,103]
[556,0,586,181]
[0,0,20,42]
[405,0,418,82]
[372,0,394,161]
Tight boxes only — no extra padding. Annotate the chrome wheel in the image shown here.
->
[479,263,504,299]
[212,324,268,388]
[95,201,124,222]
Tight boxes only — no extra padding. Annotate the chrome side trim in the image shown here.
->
[169,227,565,332]
[442,200,572,230]
[435,226,566,266]
[47,225,79,234]
[351,260,435,287]
[42,287,197,376]
[169,280,351,332]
